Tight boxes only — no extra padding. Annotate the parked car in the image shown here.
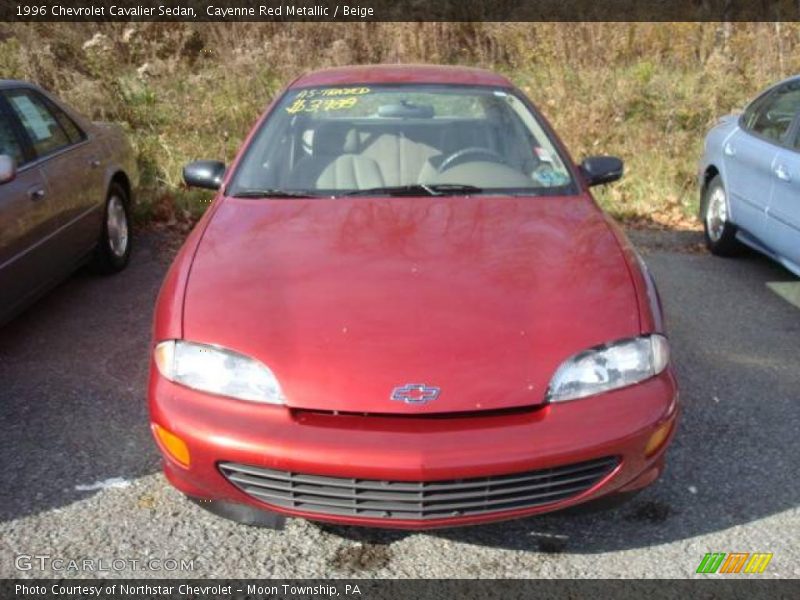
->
[700,76,800,275]
[0,80,137,325]
[150,65,678,530]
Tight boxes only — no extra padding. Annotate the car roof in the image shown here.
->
[290,65,513,89]
[763,74,800,92]
[0,80,38,90]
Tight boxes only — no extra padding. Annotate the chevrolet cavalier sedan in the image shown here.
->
[149,65,679,529]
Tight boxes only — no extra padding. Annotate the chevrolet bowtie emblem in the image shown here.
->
[391,383,440,405]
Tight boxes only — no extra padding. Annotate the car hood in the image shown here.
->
[183,194,640,414]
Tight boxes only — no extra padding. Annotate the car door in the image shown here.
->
[0,98,53,320]
[3,88,105,267]
[722,85,800,243]
[769,125,800,271]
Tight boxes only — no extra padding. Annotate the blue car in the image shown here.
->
[699,76,800,275]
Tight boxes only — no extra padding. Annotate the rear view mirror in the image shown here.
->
[378,102,435,119]
[580,156,624,187]
[0,154,16,184]
[183,160,226,190]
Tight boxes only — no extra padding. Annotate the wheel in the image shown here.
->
[701,174,741,256]
[437,147,507,173]
[92,182,132,274]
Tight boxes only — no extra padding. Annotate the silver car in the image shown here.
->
[0,80,137,324]
[699,76,800,276]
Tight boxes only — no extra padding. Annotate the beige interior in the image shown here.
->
[286,119,521,190]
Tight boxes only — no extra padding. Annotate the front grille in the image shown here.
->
[219,456,618,520]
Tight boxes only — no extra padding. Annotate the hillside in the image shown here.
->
[1,22,797,228]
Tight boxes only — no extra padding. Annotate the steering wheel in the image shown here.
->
[437,147,507,173]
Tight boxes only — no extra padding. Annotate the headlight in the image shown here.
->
[547,335,670,402]
[154,340,285,404]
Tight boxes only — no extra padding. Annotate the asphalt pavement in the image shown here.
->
[0,229,798,578]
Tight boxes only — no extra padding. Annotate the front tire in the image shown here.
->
[92,182,132,274]
[701,175,741,256]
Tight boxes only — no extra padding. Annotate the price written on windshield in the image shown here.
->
[286,97,358,114]
[285,87,371,114]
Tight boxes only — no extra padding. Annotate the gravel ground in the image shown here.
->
[0,229,797,579]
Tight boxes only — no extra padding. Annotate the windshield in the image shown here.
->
[228,84,576,198]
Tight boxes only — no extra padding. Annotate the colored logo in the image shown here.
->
[391,383,440,405]
[696,552,773,574]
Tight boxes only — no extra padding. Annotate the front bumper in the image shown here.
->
[149,368,678,529]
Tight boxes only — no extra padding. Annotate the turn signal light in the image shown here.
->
[153,424,191,467]
[644,419,674,457]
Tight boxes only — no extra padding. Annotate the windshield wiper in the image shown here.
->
[427,183,483,195]
[341,184,438,197]
[229,188,322,199]
[341,183,483,197]
[233,183,487,199]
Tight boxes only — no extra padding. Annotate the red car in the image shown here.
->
[149,65,678,530]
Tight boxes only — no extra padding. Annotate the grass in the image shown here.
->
[1,22,798,228]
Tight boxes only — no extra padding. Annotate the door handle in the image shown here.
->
[724,143,736,156]
[27,187,46,201]
[774,164,792,182]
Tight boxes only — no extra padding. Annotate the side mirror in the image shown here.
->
[579,156,624,187]
[183,160,226,190]
[0,154,16,184]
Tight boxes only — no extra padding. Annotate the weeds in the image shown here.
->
[0,22,797,228]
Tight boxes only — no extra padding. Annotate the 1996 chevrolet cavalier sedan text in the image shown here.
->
[149,65,679,529]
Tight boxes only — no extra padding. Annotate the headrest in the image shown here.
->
[313,122,357,156]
